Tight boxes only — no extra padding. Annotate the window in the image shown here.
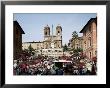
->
[45,32,47,35]
[95,51,97,55]
[55,50,57,52]
[76,44,78,49]
[89,25,91,32]
[57,31,60,35]
[90,52,91,59]
[89,37,91,46]
[84,41,86,44]
[59,51,62,52]
[84,41,86,49]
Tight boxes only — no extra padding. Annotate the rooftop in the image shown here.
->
[80,17,97,33]
[23,41,43,43]
[14,21,25,34]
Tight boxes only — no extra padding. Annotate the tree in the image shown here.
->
[73,49,78,57]
[71,31,78,49]
[72,31,78,39]
[77,48,83,52]
[73,48,83,54]
[28,44,35,54]
[63,44,68,52]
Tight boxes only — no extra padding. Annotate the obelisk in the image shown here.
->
[51,24,54,49]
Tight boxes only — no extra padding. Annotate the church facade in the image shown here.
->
[22,25,63,57]
[43,25,62,49]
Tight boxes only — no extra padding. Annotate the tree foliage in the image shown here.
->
[72,31,78,39]
[28,44,35,54]
[63,44,68,52]
[70,47,83,57]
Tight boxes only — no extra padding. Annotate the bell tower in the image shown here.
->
[44,25,50,37]
[56,24,62,48]
[56,24,62,36]
[43,25,50,49]
[44,25,50,41]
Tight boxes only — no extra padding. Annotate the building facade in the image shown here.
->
[43,25,62,49]
[14,21,25,59]
[22,25,63,57]
[22,41,43,50]
[80,17,97,60]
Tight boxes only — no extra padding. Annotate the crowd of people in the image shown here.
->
[13,51,97,75]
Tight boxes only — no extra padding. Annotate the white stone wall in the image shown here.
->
[22,42,43,50]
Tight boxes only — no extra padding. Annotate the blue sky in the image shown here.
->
[14,13,96,45]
